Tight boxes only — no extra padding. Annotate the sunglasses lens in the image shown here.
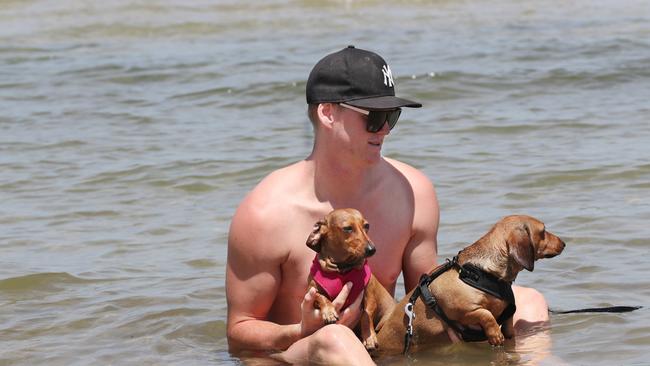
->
[387,109,401,130]
[365,113,383,133]
[366,109,401,132]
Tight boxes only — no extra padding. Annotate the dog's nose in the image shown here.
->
[365,243,376,257]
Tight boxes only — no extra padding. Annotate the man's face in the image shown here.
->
[334,104,391,165]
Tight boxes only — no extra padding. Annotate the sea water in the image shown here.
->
[1,0,649,364]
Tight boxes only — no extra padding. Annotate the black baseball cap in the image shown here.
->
[306,45,422,110]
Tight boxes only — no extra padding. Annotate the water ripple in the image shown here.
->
[2,0,649,365]
[0,272,90,292]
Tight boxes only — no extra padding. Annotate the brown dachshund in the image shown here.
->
[376,215,566,353]
[306,208,395,351]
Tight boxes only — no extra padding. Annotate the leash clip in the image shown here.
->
[403,302,416,354]
[405,302,415,335]
[404,302,415,335]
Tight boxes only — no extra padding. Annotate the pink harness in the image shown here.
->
[309,255,372,310]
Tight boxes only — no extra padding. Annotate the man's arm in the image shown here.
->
[226,193,363,354]
[226,201,301,353]
[399,166,440,292]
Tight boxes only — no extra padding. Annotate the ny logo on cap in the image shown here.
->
[382,65,394,87]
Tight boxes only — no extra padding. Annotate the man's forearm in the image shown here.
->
[227,319,301,353]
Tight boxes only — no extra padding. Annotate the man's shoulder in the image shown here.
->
[384,158,439,242]
[229,169,297,261]
[232,161,310,232]
[383,158,435,195]
[249,161,308,204]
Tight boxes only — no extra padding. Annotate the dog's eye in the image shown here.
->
[343,226,353,233]
[363,223,370,232]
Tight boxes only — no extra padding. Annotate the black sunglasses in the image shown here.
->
[340,103,402,133]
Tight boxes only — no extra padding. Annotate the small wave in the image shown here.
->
[172,182,217,193]
[2,140,87,152]
[79,165,152,186]
[169,87,233,101]
[164,319,226,342]
[514,167,609,188]
[530,61,650,90]
[0,46,50,54]
[0,81,34,89]
[54,22,230,40]
[0,272,89,292]
[113,306,213,339]
[105,72,177,85]
[624,326,650,346]
[458,124,541,135]
[71,210,121,218]
[125,307,209,325]
[177,80,304,109]
[184,259,217,269]
[516,164,650,190]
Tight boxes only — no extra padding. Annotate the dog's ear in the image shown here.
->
[306,219,327,253]
[508,226,535,271]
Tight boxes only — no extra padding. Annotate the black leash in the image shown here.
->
[550,306,642,314]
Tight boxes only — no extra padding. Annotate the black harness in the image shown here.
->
[402,256,517,354]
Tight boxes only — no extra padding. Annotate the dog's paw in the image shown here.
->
[487,329,505,346]
[322,309,339,324]
[363,335,379,351]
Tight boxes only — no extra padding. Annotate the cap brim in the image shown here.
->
[345,95,422,110]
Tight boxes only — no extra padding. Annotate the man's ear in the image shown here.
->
[306,219,327,253]
[317,103,335,130]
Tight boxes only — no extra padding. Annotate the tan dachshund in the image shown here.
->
[376,215,566,354]
[306,208,395,351]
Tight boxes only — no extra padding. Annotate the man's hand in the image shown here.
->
[299,283,364,337]
[300,286,325,337]
[334,283,364,328]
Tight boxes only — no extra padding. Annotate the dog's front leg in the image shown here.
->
[360,295,378,351]
[463,309,504,346]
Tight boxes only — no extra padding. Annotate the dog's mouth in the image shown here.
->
[321,257,365,273]
[336,259,365,272]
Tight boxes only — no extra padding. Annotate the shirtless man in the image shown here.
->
[226,46,550,365]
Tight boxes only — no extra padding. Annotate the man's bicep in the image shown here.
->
[226,209,282,327]
[402,173,440,292]
[226,250,281,322]
[402,235,437,292]
[225,238,284,351]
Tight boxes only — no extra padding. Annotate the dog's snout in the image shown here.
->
[365,243,376,257]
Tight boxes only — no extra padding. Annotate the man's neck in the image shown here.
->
[307,152,383,207]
